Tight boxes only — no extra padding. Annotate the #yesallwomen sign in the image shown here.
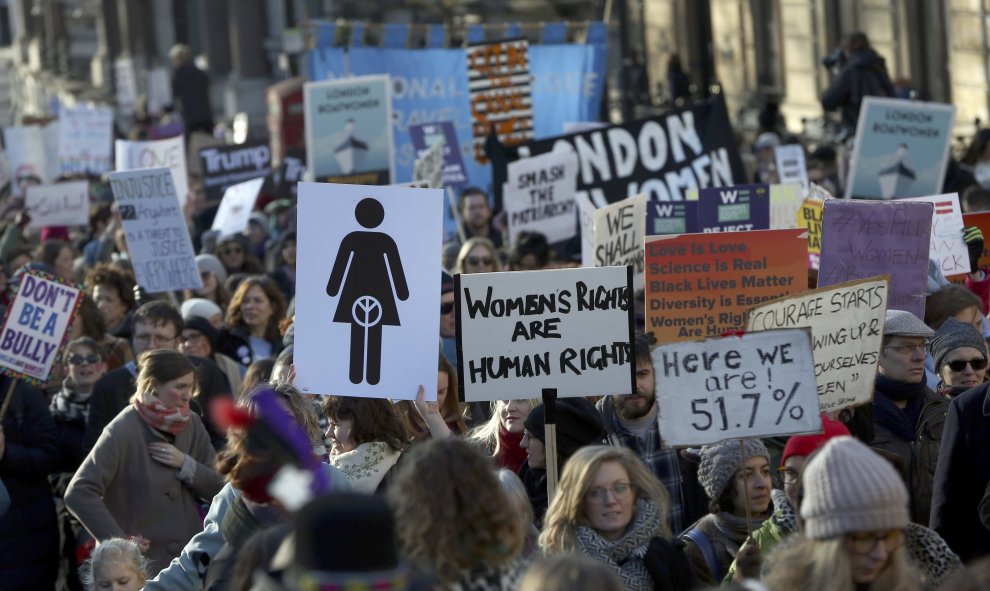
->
[456,266,635,402]
[653,329,820,446]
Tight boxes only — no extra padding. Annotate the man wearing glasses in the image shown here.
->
[82,301,233,453]
[869,310,947,527]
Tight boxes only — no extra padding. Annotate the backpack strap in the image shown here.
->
[682,527,722,582]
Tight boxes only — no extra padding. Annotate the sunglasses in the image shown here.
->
[68,354,101,366]
[440,302,454,315]
[467,256,494,266]
[945,358,989,372]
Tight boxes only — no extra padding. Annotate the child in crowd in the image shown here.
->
[79,537,149,591]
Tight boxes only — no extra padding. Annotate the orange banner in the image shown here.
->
[645,228,809,343]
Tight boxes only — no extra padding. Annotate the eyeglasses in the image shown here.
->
[585,482,633,503]
[68,354,101,366]
[221,247,243,256]
[200,271,212,280]
[180,333,205,344]
[440,302,454,315]
[845,530,903,555]
[133,333,177,347]
[466,256,494,267]
[777,467,800,485]
[883,342,927,355]
[944,358,989,372]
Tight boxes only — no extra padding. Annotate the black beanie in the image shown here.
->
[293,492,400,572]
[182,315,219,350]
[524,398,607,465]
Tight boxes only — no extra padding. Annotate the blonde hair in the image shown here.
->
[79,537,149,590]
[520,553,625,591]
[469,399,540,456]
[455,237,499,274]
[540,446,672,553]
[763,536,920,591]
[130,349,198,404]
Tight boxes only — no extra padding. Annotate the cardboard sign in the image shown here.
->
[902,194,969,276]
[294,182,442,400]
[576,193,596,267]
[276,147,306,200]
[505,149,578,245]
[409,121,468,187]
[456,266,635,402]
[57,106,114,176]
[797,197,823,270]
[818,200,932,318]
[846,98,956,199]
[109,168,202,293]
[653,329,820,446]
[594,194,647,291]
[696,184,770,233]
[25,181,89,228]
[199,141,273,204]
[211,177,265,237]
[747,277,889,412]
[646,200,699,236]
[774,144,808,192]
[303,75,395,185]
[115,136,190,208]
[465,38,534,164]
[645,229,808,344]
[0,271,82,385]
[769,183,805,230]
[412,139,444,189]
[3,124,59,196]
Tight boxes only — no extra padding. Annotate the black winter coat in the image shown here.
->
[0,378,60,590]
[820,48,895,132]
[643,536,696,591]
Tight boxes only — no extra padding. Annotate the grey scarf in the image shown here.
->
[575,499,661,591]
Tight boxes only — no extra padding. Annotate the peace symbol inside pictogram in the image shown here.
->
[352,295,383,328]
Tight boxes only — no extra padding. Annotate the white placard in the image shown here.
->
[576,193,596,267]
[653,329,820,446]
[58,105,114,176]
[295,182,443,400]
[457,266,635,402]
[109,168,202,293]
[769,183,804,230]
[0,272,82,383]
[3,124,59,196]
[902,193,969,276]
[746,277,888,412]
[25,181,90,228]
[505,149,579,245]
[115,136,190,207]
[774,145,808,192]
[211,177,265,237]
[412,138,444,190]
[593,194,646,291]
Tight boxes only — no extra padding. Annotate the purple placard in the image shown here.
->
[408,121,468,187]
[818,199,932,319]
[697,183,770,233]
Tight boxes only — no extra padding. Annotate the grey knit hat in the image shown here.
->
[930,317,988,372]
[884,310,934,338]
[196,254,228,284]
[800,436,909,539]
[697,438,770,502]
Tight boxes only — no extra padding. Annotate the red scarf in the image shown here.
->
[496,424,527,473]
[133,395,191,435]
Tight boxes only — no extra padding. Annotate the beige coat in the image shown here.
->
[65,405,224,571]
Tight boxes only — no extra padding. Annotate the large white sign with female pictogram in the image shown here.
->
[294,182,443,400]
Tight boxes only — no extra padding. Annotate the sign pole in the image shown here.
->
[447,187,467,244]
[739,440,753,536]
[0,379,17,422]
[543,387,558,502]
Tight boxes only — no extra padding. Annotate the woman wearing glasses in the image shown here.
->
[928,317,989,399]
[454,237,501,274]
[213,234,264,277]
[540,446,695,591]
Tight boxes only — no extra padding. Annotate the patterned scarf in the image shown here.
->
[50,380,92,423]
[575,499,661,591]
[133,392,191,434]
[330,441,401,494]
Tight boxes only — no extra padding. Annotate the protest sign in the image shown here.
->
[797,197,823,270]
[57,105,114,176]
[412,139,444,189]
[409,121,468,187]
[747,277,888,412]
[3,124,59,196]
[770,183,805,230]
[25,181,89,228]
[505,149,578,245]
[303,75,394,185]
[774,145,808,191]
[902,194,969,276]
[465,38,534,164]
[594,194,646,291]
[0,271,82,385]
[115,136,190,208]
[456,266,634,402]
[211,177,265,237]
[653,329,820,446]
[495,94,746,207]
[846,98,956,199]
[818,200,932,318]
[109,168,202,293]
[294,182,442,401]
[199,141,273,203]
[644,229,807,344]
[276,147,306,200]
[646,200,699,236]
[695,184,769,233]
[576,193,596,267]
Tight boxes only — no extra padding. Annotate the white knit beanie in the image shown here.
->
[800,436,909,539]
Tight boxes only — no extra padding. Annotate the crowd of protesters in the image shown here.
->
[4,30,990,591]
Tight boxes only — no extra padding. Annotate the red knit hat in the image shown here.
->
[781,414,851,467]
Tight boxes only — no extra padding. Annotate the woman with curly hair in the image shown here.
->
[388,438,526,590]
[540,445,694,591]
[84,264,137,340]
[322,396,408,493]
[217,276,286,369]
[469,399,538,473]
